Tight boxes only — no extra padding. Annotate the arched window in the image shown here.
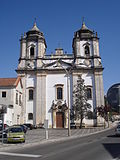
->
[87,88,92,99]
[28,113,33,120]
[30,47,34,57]
[85,45,90,56]
[29,89,34,100]
[57,87,63,100]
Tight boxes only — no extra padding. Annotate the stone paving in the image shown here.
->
[0,125,114,151]
[25,127,105,144]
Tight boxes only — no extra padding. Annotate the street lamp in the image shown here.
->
[66,67,71,136]
[56,60,71,136]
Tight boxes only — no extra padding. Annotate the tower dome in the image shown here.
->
[74,22,96,39]
[31,22,40,32]
[26,22,45,40]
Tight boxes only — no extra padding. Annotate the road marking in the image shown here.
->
[0,152,42,158]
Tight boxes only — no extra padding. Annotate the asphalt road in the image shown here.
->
[0,127,120,160]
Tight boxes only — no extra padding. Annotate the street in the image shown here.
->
[0,127,119,160]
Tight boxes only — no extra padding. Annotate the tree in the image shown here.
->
[97,105,110,121]
[72,75,91,128]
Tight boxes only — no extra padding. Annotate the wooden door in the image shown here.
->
[56,112,64,128]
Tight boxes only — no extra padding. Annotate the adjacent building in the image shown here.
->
[107,83,120,113]
[16,21,104,128]
[0,77,23,126]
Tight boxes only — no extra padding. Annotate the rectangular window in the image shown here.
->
[2,91,6,98]
[29,89,33,100]
[57,87,63,100]
[19,94,22,106]
[87,88,92,99]
[16,93,18,104]
[28,113,33,120]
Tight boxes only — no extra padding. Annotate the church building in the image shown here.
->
[16,21,104,128]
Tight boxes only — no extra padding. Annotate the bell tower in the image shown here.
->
[16,22,47,125]
[72,22,101,64]
[72,21,104,111]
[18,22,47,70]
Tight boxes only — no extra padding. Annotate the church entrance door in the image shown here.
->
[56,112,64,128]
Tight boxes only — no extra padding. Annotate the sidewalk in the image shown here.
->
[0,123,116,151]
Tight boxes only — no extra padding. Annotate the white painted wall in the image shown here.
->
[25,74,35,123]
[0,79,23,126]
[4,108,13,126]
[46,73,72,127]
[13,81,22,125]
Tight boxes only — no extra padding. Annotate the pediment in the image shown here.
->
[41,59,73,69]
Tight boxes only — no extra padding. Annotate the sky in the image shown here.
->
[0,0,120,94]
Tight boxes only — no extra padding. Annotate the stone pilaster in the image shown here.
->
[38,40,45,57]
[52,110,56,128]
[64,110,68,128]
[93,39,99,57]
[20,38,26,58]
[36,73,46,126]
[94,71,104,108]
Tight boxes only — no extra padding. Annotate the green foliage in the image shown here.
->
[72,75,91,128]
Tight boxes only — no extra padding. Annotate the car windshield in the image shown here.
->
[9,127,22,133]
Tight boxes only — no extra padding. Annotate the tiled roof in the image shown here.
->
[0,77,21,87]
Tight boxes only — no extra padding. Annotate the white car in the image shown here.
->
[115,125,120,136]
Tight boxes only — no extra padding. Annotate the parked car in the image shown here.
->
[20,125,28,133]
[115,125,120,136]
[0,123,9,138]
[70,122,76,129]
[24,123,33,130]
[0,123,3,138]
[7,126,25,143]
[13,124,28,133]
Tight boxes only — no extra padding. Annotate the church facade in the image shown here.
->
[16,22,104,128]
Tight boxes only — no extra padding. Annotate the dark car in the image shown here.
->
[70,122,76,129]
[24,123,33,130]
[0,123,3,138]
[13,125,28,133]
[115,124,120,136]
[0,123,9,138]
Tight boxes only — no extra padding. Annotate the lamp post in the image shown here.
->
[57,61,71,136]
[66,69,71,136]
